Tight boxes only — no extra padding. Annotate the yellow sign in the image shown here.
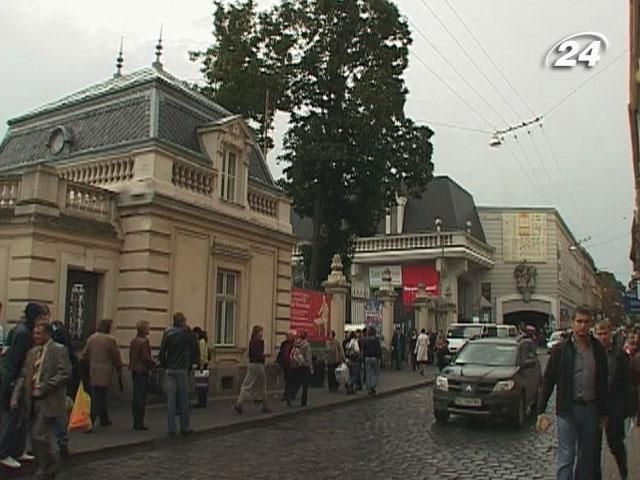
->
[503,213,547,262]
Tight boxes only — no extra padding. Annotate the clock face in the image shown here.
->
[49,131,64,154]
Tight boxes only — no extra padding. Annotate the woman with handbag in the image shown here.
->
[192,328,210,408]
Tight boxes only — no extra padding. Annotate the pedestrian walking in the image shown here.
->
[192,327,210,409]
[428,330,437,365]
[357,329,365,390]
[0,302,45,469]
[50,320,78,456]
[536,306,608,480]
[344,332,361,395]
[11,321,70,479]
[414,329,429,375]
[390,327,405,371]
[276,331,295,401]
[593,319,630,480]
[435,333,450,371]
[129,320,155,430]
[362,327,382,395]
[326,330,345,392]
[159,312,197,436]
[287,331,313,407]
[83,319,123,431]
[409,329,418,371]
[234,325,271,414]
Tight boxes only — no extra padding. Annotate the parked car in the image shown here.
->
[433,336,542,428]
[446,323,490,354]
[546,331,565,352]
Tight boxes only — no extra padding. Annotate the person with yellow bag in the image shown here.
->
[11,322,70,479]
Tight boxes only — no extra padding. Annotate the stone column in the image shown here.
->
[324,254,349,342]
[414,282,429,332]
[376,269,397,347]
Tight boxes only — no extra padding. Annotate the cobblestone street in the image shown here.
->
[53,387,560,480]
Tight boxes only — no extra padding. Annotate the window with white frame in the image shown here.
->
[220,149,237,202]
[215,270,238,345]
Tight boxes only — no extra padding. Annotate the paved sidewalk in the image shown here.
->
[5,366,435,480]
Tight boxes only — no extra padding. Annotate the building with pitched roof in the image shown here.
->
[0,58,294,393]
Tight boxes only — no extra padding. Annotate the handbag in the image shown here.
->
[194,369,210,390]
[68,381,92,432]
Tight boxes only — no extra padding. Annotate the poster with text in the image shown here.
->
[290,288,332,341]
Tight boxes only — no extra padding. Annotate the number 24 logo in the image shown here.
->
[545,32,609,69]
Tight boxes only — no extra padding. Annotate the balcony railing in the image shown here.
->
[60,157,134,185]
[172,159,215,197]
[354,231,494,263]
[248,186,278,218]
[61,181,116,222]
[0,177,20,208]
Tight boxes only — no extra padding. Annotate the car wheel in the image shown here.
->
[434,408,449,423]
[512,393,526,428]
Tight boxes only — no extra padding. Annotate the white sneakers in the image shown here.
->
[18,453,35,461]
[0,456,21,468]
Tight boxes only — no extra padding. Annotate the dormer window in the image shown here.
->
[220,149,237,202]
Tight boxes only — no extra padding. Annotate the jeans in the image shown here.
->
[90,386,110,426]
[348,361,360,388]
[0,408,28,458]
[53,416,68,447]
[165,369,190,434]
[131,371,149,428]
[365,357,380,393]
[594,413,627,479]
[556,403,599,480]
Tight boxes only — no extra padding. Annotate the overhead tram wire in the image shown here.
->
[409,49,495,130]
[414,120,492,134]
[406,18,508,128]
[505,142,552,205]
[417,0,523,123]
[413,0,572,217]
[442,0,537,118]
[543,48,629,117]
[513,136,552,205]
[438,0,585,225]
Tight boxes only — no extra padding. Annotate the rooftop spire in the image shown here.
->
[114,37,124,78]
[152,24,163,70]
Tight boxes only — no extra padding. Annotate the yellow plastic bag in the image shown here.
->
[68,381,92,432]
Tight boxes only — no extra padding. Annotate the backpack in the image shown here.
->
[289,344,304,368]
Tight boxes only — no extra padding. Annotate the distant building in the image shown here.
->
[0,59,294,393]
[477,207,601,331]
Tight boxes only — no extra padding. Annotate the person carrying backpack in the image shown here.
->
[286,331,313,407]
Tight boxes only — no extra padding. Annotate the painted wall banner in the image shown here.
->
[369,265,403,288]
[290,288,332,341]
[402,264,438,308]
[502,212,547,262]
[624,291,640,315]
[364,299,382,335]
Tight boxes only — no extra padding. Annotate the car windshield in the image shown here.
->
[447,326,483,339]
[454,343,518,366]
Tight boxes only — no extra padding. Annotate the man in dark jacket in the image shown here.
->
[159,312,197,437]
[536,306,608,480]
[593,319,630,480]
[390,328,405,371]
[0,302,45,469]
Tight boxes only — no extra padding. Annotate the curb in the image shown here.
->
[13,378,433,478]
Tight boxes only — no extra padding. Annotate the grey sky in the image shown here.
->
[0,0,632,282]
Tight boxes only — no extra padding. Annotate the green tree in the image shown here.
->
[193,0,434,288]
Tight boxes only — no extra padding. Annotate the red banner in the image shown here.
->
[290,288,332,341]
[402,264,439,308]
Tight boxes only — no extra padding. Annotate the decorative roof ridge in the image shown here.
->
[8,66,231,126]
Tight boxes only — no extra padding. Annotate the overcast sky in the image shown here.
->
[0,0,632,283]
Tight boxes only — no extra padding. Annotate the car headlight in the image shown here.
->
[436,375,449,391]
[493,379,515,392]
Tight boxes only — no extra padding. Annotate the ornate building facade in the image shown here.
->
[0,60,294,393]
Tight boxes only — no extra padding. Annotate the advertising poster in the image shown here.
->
[364,299,383,335]
[402,264,439,308]
[290,288,332,341]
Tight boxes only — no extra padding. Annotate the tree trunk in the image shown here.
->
[309,190,324,289]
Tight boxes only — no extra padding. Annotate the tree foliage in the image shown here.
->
[192,0,434,288]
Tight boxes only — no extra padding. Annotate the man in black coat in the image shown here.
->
[536,306,608,480]
[593,319,630,480]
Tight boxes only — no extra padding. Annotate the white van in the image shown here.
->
[446,323,488,353]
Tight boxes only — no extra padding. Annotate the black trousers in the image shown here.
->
[327,363,339,392]
[594,413,627,479]
[287,368,310,406]
[90,386,110,426]
[131,372,149,428]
